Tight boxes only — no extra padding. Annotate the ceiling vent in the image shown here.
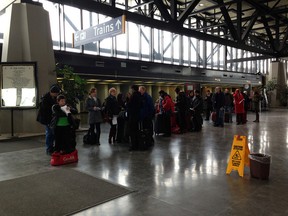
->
[175,69,181,73]
[95,61,104,67]
[141,66,148,71]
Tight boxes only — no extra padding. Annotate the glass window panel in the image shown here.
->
[41,1,60,49]
[219,45,224,70]
[116,33,127,58]
[163,30,172,63]
[63,5,81,52]
[213,43,219,69]
[99,37,112,57]
[82,10,98,54]
[207,41,212,68]
[232,48,237,71]
[128,22,139,60]
[0,13,6,43]
[173,34,180,64]
[199,40,204,68]
[190,38,197,66]
[153,28,161,62]
[183,36,189,65]
[140,26,150,61]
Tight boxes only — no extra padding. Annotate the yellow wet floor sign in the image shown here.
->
[226,135,250,177]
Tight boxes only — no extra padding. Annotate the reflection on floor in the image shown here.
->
[0,109,288,216]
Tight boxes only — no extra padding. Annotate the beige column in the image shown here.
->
[1,2,55,134]
[268,61,287,107]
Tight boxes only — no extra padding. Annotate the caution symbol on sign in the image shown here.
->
[226,135,250,177]
[232,150,242,160]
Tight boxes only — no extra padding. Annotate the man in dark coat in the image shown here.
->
[139,86,155,145]
[212,87,225,127]
[127,85,142,151]
[190,90,203,132]
[174,87,188,133]
[204,90,213,121]
[224,88,233,123]
[37,84,61,155]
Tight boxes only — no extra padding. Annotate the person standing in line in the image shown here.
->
[242,90,250,124]
[204,89,213,121]
[105,87,121,144]
[122,92,131,143]
[252,90,261,123]
[159,90,174,137]
[233,89,245,125]
[224,88,233,123]
[85,87,103,145]
[127,85,142,151]
[37,84,61,155]
[190,90,203,132]
[174,87,188,133]
[116,93,126,143]
[139,86,155,143]
[212,87,225,127]
[51,94,78,154]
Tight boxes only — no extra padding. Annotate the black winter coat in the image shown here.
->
[37,92,57,125]
[105,95,120,117]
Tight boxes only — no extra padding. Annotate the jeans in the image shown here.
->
[224,106,233,123]
[215,108,224,126]
[45,125,54,152]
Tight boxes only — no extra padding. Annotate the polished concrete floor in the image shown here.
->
[1,109,288,216]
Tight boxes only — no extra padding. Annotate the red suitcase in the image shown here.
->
[50,150,78,166]
[211,112,216,122]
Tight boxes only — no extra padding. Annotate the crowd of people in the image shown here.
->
[37,84,262,155]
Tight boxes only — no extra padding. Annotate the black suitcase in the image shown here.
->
[154,113,167,135]
[83,129,97,145]
[138,122,152,151]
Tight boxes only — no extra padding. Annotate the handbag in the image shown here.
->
[83,129,97,145]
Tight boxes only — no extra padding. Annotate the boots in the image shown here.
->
[254,112,259,122]
[108,126,116,144]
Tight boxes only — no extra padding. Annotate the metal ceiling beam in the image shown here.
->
[46,0,275,56]
[216,0,239,41]
[261,15,275,50]
[170,0,177,20]
[178,0,201,24]
[245,0,288,25]
[241,11,259,42]
[153,0,172,22]
[226,55,271,63]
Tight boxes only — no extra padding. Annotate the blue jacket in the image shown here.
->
[140,92,155,120]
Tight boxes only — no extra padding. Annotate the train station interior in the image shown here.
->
[1,0,288,215]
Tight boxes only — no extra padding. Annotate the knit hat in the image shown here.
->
[50,85,61,93]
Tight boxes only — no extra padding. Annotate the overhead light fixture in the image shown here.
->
[199,3,204,7]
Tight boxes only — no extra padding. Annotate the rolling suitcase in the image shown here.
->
[138,122,152,151]
[154,113,166,135]
[211,112,216,122]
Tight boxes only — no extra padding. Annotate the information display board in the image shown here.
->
[0,62,37,108]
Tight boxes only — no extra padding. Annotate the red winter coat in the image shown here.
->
[162,95,175,113]
[233,90,244,114]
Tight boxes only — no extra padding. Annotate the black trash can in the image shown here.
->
[249,153,271,180]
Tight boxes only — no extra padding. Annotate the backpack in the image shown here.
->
[36,96,45,124]
[83,129,97,145]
